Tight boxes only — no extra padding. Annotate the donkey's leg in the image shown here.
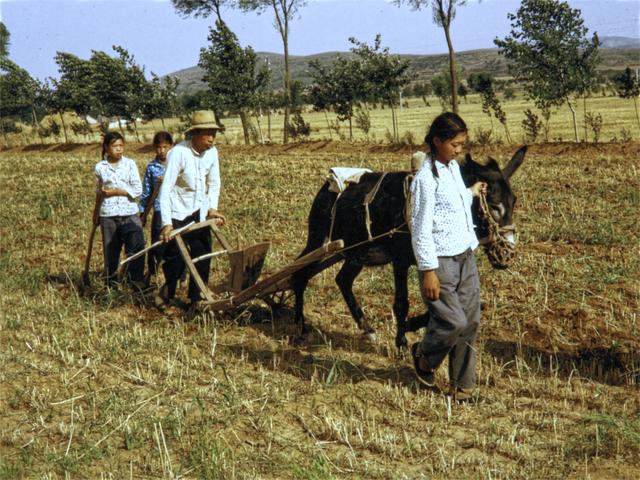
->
[392,261,410,349]
[336,260,376,338]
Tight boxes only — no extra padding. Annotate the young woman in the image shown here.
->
[139,131,173,280]
[410,112,487,401]
[93,132,145,287]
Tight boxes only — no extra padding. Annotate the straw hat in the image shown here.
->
[184,110,225,133]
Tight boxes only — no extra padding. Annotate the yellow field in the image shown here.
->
[3,94,639,148]
[0,141,638,478]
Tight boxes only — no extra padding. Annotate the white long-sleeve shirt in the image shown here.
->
[95,156,142,217]
[158,141,221,227]
[410,156,478,270]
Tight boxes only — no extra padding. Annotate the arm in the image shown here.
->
[102,159,142,200]
[139,164,153,213]
[159,149,181,241]
[206,148,225,226]
[410,173,440,300]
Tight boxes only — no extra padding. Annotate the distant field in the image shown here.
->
[3,93,639,150]
[1,141,638,478]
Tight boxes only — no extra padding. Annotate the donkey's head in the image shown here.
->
[460,146,527,269]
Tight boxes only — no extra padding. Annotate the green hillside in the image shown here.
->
[169,46,640,94]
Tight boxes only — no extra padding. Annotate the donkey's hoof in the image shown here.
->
[364,331,378,343]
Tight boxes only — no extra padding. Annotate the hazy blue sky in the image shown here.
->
[1,0,638,81]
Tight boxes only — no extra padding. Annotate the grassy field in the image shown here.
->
[3,93,639,149]
[0,140,639,478]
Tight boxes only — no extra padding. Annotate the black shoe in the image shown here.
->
[411,343,435,387]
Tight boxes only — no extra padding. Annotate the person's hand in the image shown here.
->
[206,208,226,227]
[420,270,440,301]
[160,225,174,242]
[469,181,488,198]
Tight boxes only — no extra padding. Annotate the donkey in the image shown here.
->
[290,146,527,348]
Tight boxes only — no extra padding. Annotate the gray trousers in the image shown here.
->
[420,249,481,390]
[100,214,145,284]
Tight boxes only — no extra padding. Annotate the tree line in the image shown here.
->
[1,0,639,146]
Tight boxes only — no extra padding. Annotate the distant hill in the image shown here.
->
[168,36,640,95]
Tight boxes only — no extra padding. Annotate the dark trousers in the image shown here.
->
[100,214,145,284]
[147,211,165,276]
[420,249,481,390]
[162,210,211,302]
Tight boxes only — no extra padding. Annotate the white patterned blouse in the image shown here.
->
[95,156,142,217]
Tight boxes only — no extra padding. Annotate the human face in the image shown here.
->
[106,139,124,162]
[433,132,467,164]
[191,129,217,154]
[155,141,172,162]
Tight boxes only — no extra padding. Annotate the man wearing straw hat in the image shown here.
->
[157,110,226,308]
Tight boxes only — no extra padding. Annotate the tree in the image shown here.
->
[494,0,600,142]
[171,0,234,22]
[308,55,364,141]
[612,67,640,133]
[430,73,451,110]
[144,74,181,129]
[52,52,98,136]
[238,0,308,144]
[198,19,271,144]
[468,72,512,142]
[393,1,474,113]
[0,21,10,58]
[90,46,152,140]
[0,59,40,142]
[350,35,410,143]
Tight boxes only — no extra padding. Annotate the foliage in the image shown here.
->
[286,112,311,139]
[0,59,38,121]
[52,52,97,120]
[143,74,180,124]
[307,54,364,140]
[237,0,309,143]
[494,0,600,142]
[171,0,233,22]
[584,111,603,143]
[521,108,542,143]
[0,21,9,58]
[354,106,372,136]
[349,35,410,142]
[468,72,512,142]
[198,19,270,144]
[612,66,640,132]
[430,73,451,110]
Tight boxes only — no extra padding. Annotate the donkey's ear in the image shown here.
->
[503,145,527,178]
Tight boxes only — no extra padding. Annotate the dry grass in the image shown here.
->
[3,94,639,148]
[0,141,639,478]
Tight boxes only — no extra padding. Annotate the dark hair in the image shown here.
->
[101,132,125,159]
[152,131,173,146]
[424,112,467,178]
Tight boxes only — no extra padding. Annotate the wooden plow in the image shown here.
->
[118,219,344,313]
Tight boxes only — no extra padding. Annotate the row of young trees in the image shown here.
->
[0,37,180,143]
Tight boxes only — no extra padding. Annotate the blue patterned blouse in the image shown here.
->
[139,158,166,214]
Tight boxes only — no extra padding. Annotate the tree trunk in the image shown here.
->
[567,99,579,142]
[255,112,264,145]
[390,104,398,143]
[267,109,272,142]
[239,110,251,145]
[161,117,166,130]
[133,119,141,143]
[32,106,44,145]
[583,95,588,141]
[59,111,69,144]
[443,25,459,114]
[348,116,353,141]
[324,111,333,140]
[634,97,640,134]
[283,49,291,144]
[117,118,126,140]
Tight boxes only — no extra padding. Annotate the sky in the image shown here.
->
[1,0,639,81]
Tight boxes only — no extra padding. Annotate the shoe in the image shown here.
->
[411,343,435,387]
[448,386,476,402]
